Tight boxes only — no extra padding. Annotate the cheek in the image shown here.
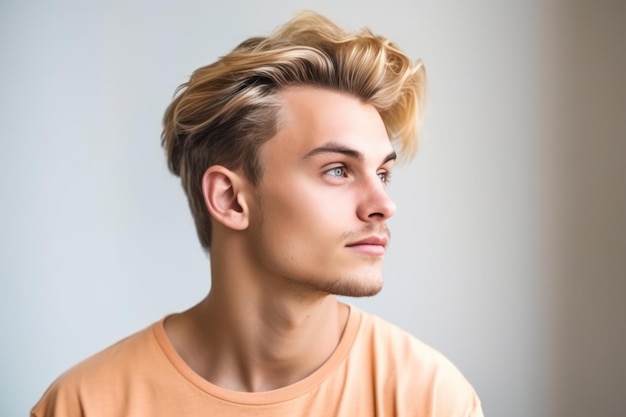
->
[263,189,322,233]
[253,171,359,243]
[258,187,341,245]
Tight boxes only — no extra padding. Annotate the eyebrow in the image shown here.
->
[303,141,397,165]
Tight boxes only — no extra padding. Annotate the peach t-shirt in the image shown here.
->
[32,305,483,416]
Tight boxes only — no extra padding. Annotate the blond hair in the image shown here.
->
[162,11,426,249]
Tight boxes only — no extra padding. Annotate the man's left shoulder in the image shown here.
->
[359,310,454,368]
[354,309,484,416]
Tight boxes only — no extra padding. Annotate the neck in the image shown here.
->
[164,242,349,392]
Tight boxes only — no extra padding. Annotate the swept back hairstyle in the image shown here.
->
[161,11,426,249]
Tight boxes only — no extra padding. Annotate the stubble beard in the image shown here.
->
[318,275,384,298]
[281,271,384,299]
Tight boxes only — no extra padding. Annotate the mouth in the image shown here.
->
[345,236,389,256]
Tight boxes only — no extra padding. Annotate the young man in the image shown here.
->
[32,11,483,416]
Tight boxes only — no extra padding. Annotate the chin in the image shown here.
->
[337,285,383,298]
[320,275,384,298]
[282,268,384,298]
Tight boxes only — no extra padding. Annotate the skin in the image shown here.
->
[164,86,397,392]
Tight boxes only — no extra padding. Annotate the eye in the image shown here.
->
[325,166,346,178]
[377,170,391,184]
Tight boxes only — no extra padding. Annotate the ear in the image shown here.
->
[202,166,250,231]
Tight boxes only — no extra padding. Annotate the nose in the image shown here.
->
[356,176,396,222]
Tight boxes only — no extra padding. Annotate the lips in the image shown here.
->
[346,235,389,255]
[347,236,389,247]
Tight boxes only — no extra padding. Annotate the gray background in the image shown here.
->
[1,1,624,416]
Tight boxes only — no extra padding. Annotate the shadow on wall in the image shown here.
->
[540,1,626,417]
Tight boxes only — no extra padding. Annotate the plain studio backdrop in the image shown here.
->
[1,1,624,416]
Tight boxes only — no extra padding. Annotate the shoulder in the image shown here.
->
[351,308,483,416]
[358,310,456,370]
[31,321,164,417]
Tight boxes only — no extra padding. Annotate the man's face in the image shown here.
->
[245,86,396,297]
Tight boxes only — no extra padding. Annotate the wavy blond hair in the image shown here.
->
[162,11,426,249]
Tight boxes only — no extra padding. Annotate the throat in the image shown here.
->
[164,296,350,392]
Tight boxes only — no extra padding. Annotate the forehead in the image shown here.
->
[263,86,393,161]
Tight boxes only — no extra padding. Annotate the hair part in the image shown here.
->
[161,11,427,249]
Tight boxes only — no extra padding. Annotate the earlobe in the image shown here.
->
[202,166,250,231]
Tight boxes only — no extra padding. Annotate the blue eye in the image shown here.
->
[326,167,345,177]
[377,171,391,183]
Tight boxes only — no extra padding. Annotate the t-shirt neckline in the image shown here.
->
[152,303,362,405]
